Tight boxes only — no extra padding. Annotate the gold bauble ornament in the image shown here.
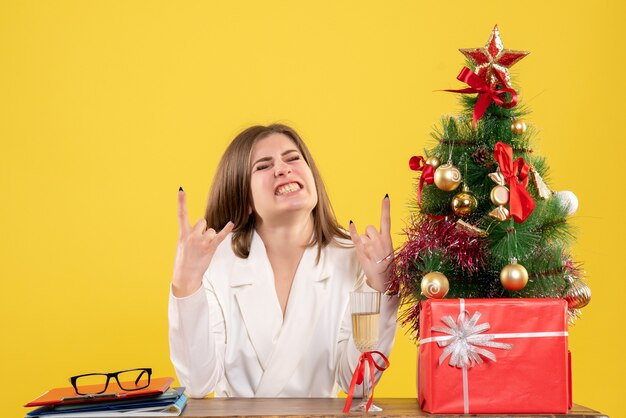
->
[420,272,450,299]
[500,260,529,291]
[434,163,462,191]
[451,185,478,217]
[426,155,441,169]
[511,120,527,135]
[564,279,591,309]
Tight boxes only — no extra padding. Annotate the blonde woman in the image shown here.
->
[169,124,398,398]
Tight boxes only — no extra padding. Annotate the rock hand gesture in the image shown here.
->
[348,195,394,293]
[172,188,234,297]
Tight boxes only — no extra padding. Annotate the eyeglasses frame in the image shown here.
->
[69,367,152,395]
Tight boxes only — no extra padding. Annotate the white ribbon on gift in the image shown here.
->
[419,299,568,414]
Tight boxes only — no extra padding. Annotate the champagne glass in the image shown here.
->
[350,291,382,412]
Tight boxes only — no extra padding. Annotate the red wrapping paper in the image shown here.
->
[418,298,570,414]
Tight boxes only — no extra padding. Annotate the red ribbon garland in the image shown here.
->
[494,142,536,223]
[409,156,446,221]
[445,67,519,126]
[342,351,390,413]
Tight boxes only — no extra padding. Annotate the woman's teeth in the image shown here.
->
[275,183,301,195]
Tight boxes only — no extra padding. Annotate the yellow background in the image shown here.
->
[1,1,624,416]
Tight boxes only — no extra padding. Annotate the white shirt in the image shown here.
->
[168,231,399,398]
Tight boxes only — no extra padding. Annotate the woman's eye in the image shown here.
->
[255,164,270,171]
[287,155,300,162]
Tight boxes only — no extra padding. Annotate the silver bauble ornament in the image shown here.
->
[555,191,578,216]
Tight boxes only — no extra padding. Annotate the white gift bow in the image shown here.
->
[431,310,513,368]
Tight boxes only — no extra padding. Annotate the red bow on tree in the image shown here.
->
[445,67,519,126]
[494,142,535,223]
[409,155,434,205]
[409,156,446,221]
[343,351,390,413]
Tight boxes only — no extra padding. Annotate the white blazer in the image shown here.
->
[168,231,399,398]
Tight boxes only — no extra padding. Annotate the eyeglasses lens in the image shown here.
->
[74,374,109,395]
[117,369,151,391]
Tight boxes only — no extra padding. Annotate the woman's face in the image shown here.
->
[249,133,318,222]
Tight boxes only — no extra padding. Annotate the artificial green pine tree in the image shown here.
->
[391,26,590,338]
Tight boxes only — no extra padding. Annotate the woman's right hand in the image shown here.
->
[172,188,234,297]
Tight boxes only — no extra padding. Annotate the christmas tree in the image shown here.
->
[391,25,591,339]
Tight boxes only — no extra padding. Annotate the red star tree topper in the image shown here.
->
[459,25,529,88]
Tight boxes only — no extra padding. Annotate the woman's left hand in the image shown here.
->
[348,195,393,293]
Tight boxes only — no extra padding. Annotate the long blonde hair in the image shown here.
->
[205,124,349,259]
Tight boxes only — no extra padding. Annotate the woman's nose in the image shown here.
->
[274,162,292,177]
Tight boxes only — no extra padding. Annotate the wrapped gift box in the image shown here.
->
[418,298,570,414]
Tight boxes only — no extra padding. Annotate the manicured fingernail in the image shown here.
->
[385,193,389,199]
[179,186,184,192]
[349,220,353,225]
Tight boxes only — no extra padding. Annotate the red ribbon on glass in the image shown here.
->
[445,67,519,126]
[494,141,536,223]
[409,156,446,221]
[342,351,390,413]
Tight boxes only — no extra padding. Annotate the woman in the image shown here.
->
[168,124,398,398]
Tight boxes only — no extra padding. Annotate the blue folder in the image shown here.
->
[27,387,186,417]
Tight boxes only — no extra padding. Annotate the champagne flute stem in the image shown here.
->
[361,368,370,407]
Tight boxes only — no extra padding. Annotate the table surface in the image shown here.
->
[179,398,608,418]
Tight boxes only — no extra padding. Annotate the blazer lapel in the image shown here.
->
[254,245,330,396]
[232,232,283,371]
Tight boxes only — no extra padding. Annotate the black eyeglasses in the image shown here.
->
[70,368,152,395]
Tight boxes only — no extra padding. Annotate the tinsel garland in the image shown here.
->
[389,216,489,337]
[389,215,585,339]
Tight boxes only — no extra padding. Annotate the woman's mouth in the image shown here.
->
[275,182,302,196]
